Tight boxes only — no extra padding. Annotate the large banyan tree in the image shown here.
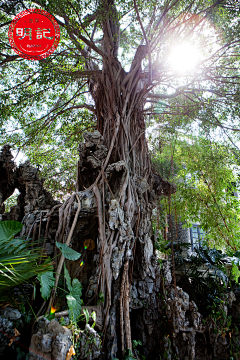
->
[0,0,240,359]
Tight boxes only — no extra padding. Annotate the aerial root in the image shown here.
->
[120,260,132,355]
[47,193,81,313]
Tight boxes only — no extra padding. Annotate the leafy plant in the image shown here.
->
[174,244,239,316]
[37,270,55,301]
[56,242,82,261]
[83,308,89,324]
[0,220,52,303]
[79,309,96,328]
[231,262,240,283]
[71,310,100,360]
[97,291,104,305]
[123,349,136,360]
[38,242,81,302]
[151,136,240,252]
[59,316,66,326]
[64,264,82,322]
[16,346,30,360]
[0,220,22,240]
[132,340,146,360]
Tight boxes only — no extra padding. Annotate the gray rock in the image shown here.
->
[29,319,72,360]
[0,307,21,321]
[83,130,104,146]
[0,307,22,356]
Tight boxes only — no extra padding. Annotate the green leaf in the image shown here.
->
[64,264,72,292]
[66,295,77,321]
[56,242,81,260]
[0,221,23,241]
[37,270,55,301]
[91,311,96,328]
[46,313,56,321]
[64,265,82,322]
[133,339,142,348]
[233,251,240,259]
[33,284,36,300]
[0,221,52,302]
[83,308,89,324]
[123,349,135,360]
[71,278,82,319]
[91,311,96,322]
[232,262,240,283]
[227,317,232,328]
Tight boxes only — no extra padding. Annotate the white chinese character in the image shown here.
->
[16,28,32,40]
[35,28,53,40]
[16,28,23,37]
[43,28,53,40]
[36,28,42,39]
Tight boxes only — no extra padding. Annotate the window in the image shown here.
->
[190,225,205,251]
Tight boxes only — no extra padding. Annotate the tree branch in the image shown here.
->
[133,0,152,82]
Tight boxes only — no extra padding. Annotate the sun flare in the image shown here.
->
[50,306,57,314]
[168,43,200,73]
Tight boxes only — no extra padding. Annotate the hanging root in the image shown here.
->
[93,182,113,339]
[40,204,62,263]
[124,271,132,351]
[47,193,81,313]
[120,260,132,354]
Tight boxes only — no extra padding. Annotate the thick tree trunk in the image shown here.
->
[72,56,172,358]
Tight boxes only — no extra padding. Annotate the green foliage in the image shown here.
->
[123,349,136,360]
[0,221,52,302]
[3,192,19,213]
[16,347,30,360]
[79,309,97,327]
[37,270,55,301]
[97,291,104,305]
[91,311,96,328]
[59,316,66,326]
[0,220,23,241]
[37,242,83,319]
[64,264,82,322]
[175,244,239,316]
[112,345,145,360]
[71,309,101,360]
[152,135,240,252]
[133,339,142,349]
[132,340,146,359]
[56,242,81,260]
[83,308,89,324]
[231,262,240,283]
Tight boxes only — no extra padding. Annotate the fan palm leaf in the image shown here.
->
[0,220,52,302]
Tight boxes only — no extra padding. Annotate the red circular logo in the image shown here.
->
[8,9,60,60]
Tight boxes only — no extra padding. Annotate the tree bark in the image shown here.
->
[71,49,173,358]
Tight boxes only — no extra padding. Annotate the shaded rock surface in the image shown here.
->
[29,318,72,360]
[161,261,240,360]
[0,145,59,222]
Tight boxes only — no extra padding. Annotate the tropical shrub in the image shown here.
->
[0,220,52,303]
